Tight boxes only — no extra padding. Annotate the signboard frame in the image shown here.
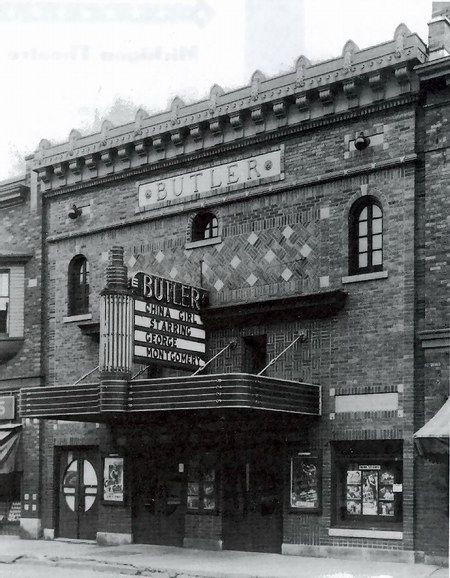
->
[130,271,208,372]
[103,455,125,505]
[0,396,15,421]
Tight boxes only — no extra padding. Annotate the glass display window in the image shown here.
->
[186,455,217,514]
[333,441,402,528]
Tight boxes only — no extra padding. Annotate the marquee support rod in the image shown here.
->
[73,365,99,385]
[257,333,307,376]
[131,363,155,381]
[191,341,237,376]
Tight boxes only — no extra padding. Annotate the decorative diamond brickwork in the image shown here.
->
[246,273,258,286]
[264,249,276,263]
[169,267,178,279]
[214,279,224,292]
[281,268,293,281]
[300,243,312,258]
[124,207,319,307]
[230,256,241,269]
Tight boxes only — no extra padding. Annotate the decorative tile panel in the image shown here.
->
[214,279,224,292]
[230,256,241,269]
[246,273,258,286]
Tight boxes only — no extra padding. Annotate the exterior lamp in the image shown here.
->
[354,132,371,151]
[68,204,82,219]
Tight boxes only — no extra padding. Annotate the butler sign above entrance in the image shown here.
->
[130,271,208,371]
[138,148,283,208]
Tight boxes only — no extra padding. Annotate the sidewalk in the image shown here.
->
[0,536,447,578]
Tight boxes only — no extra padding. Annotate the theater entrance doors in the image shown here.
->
[58,448,100,540]
[222,445,283,553]
[132,448,185,546]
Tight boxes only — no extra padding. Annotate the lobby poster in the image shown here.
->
[290,456,320,511]
[362,471,378,515]
[103,456,124,503]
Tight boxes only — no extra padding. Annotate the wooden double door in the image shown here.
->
[58,448,100,540]
[132,447,185,546]
[222,445,283,553]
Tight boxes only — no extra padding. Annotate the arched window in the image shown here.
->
[191,212,218,242]
[349,198,383,274]
[68,255,90,316]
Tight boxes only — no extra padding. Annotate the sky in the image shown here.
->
[0,0,433,180]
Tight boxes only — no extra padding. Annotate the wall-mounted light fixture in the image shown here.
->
[68,204,82,220]
[354,132,371,151]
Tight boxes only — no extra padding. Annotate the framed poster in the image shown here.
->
[103,456,125,504]
[290,454,321,512]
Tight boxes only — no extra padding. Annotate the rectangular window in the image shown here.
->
[0,271,9,334]
[290,453,321,512]
[333,441,402,528]
[186,456,217,513]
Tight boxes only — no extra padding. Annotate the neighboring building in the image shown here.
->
[0,173,43,537]
[17,7,448,566]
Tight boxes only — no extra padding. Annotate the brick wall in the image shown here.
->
[40,100,420,552]
[0,190,42,384]
[413,80,449,560]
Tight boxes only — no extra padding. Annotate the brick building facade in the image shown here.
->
[0,173,43,537]
[9,6,449,566]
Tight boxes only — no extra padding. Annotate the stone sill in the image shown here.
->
[185,237,222,250]
[418,328,450,349]
[63,313,92,324]
[329,528,403,540]
[342,271,388,284]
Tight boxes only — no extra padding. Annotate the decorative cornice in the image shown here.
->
[415,55,450,82]
[227,112,241,130]
[41,92,418,200]
[29,28,426,190]
[273,100,287,118]
[0,252,33,264]
[0,178,30,208]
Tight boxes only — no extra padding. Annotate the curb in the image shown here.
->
[1,554,263,578]
[16,557,141,575]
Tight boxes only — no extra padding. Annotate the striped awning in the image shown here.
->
[414,399,450,460]
[0,424,21,474]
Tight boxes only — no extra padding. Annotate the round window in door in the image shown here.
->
[62,458,98,512]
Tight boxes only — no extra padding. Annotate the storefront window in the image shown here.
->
[186,457,217,513]
[290,454,321,512]
[333,441,402,528]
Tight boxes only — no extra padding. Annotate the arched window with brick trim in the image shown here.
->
[191,212,219,242]
[349,197,383,275]
[68,254,90,316]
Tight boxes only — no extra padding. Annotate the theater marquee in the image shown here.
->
[130,272,208,371]
[138,148,283,208]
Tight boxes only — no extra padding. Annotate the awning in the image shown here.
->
[0,424,22,474]
[414,399,450,461]
[20,373,321,421]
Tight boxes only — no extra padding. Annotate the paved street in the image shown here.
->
[0,563,130,578]
[0,537,447,578]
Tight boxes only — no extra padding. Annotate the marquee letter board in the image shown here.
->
[131,271,208,371]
